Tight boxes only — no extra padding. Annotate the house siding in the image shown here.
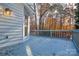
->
[0,3,24,47]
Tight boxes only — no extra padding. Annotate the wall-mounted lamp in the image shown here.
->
[0,5,13,16]
[3,8,12,16]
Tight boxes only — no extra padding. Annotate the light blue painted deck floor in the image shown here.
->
[25,36,79,56]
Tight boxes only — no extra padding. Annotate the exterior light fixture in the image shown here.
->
[3,8,12,16]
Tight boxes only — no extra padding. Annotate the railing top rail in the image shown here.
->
[31,30,73,32]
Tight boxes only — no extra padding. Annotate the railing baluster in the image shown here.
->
[30,30,72,40]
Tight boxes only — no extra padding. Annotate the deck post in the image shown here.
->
[28,16,30,36]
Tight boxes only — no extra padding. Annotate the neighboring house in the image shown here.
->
[0,3,34,55]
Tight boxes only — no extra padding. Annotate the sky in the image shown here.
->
[0,0,79,3]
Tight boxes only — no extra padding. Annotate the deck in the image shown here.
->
[25,36,79,56]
